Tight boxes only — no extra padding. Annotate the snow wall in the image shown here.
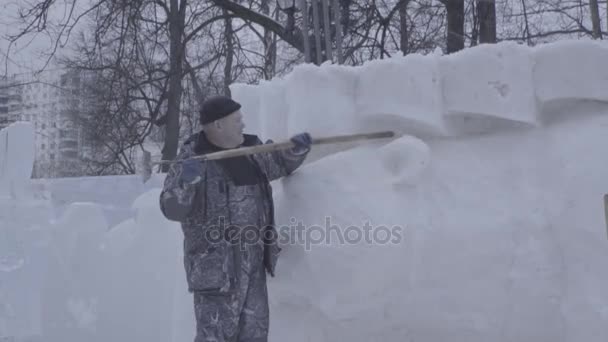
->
[2,39,608,342]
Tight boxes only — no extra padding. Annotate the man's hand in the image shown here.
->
[180,159,204,184]
[290,132,312,154]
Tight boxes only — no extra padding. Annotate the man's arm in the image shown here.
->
[159,155,206,222]
[256,133,311,182]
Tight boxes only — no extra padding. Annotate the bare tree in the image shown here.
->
[399,0,410,54]
[478,0,497,43]
[440,0,465,53]
[588,0,602,38]
[8,0,235,172]
[499,0,605,42]
[223,9,235,96]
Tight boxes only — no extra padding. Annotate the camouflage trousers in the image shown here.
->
[193,243,269,342]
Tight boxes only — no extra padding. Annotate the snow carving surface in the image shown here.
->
[257,79,289,141]
[440,42,538,134]
[230,83,262,135]
[533,40,608,105]
[269,113,608,342]
[355,54,446,137]
[0,122,35,198]
[270,143,419,341]
[284,63,359,137]
[379,135,431,186]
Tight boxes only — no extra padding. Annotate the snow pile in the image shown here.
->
[2,39,608,342]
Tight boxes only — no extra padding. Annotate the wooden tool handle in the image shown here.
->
[152,130,396,165]
[604,194,608,240]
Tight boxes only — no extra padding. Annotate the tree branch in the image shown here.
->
[210,0,304,53]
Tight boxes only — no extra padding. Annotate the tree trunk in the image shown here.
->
[477,0,496,43]
[311,0,323,64]
[261,0,275,79]
[470,0,478,46]
[162,0,186,171]
[589,0,602,39]
[332,0,343,63]
[223,8,234,96]
[399,0,409,54]
[299,0,312,63]
[445,0,465,53]
[521,0,531,45]
[321,0,333,61]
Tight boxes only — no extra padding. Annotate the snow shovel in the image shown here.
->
[604,194,608,240]
[139,130,397,183]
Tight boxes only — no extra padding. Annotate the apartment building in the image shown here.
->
[1,70,84,178]
[0,76,21,130]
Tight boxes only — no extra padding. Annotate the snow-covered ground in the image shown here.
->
[2,40,608,342]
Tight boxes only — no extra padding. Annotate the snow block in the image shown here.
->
[230,83,262,136]
[97,188,182,342]
[532,40,608,123]
[284,63,358,137]
[355,54,446,137]
[258,79,289,142]
[440,42,538,135]
[0,122,35,199]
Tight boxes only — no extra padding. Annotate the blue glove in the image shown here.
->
[180,159,203,184]
[290,132,312,154]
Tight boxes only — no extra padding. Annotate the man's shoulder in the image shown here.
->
[243,133,262,146]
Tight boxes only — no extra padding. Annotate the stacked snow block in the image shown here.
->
[439,41,538,135]
[231,39,608,142]
[532,40,608,123]
[0,122,35,199]
[355,53,445,138]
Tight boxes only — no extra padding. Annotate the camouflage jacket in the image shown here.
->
[159,131,307,294]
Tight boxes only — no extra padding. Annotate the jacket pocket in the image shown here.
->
[186,243,234,295]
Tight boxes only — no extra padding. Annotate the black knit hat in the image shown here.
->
[199,95,242,125]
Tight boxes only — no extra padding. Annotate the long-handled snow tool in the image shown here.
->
[139,130,397,183]
[604,194,608,240]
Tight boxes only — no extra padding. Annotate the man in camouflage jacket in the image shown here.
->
[159,95,311,342]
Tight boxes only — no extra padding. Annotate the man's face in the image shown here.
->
[218,110,245,147]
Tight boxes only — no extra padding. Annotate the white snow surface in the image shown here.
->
[2,40,608,341]
[355,53,446,137]
[440,42,539,134]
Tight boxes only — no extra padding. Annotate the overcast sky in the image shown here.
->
[0,0,83,78]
